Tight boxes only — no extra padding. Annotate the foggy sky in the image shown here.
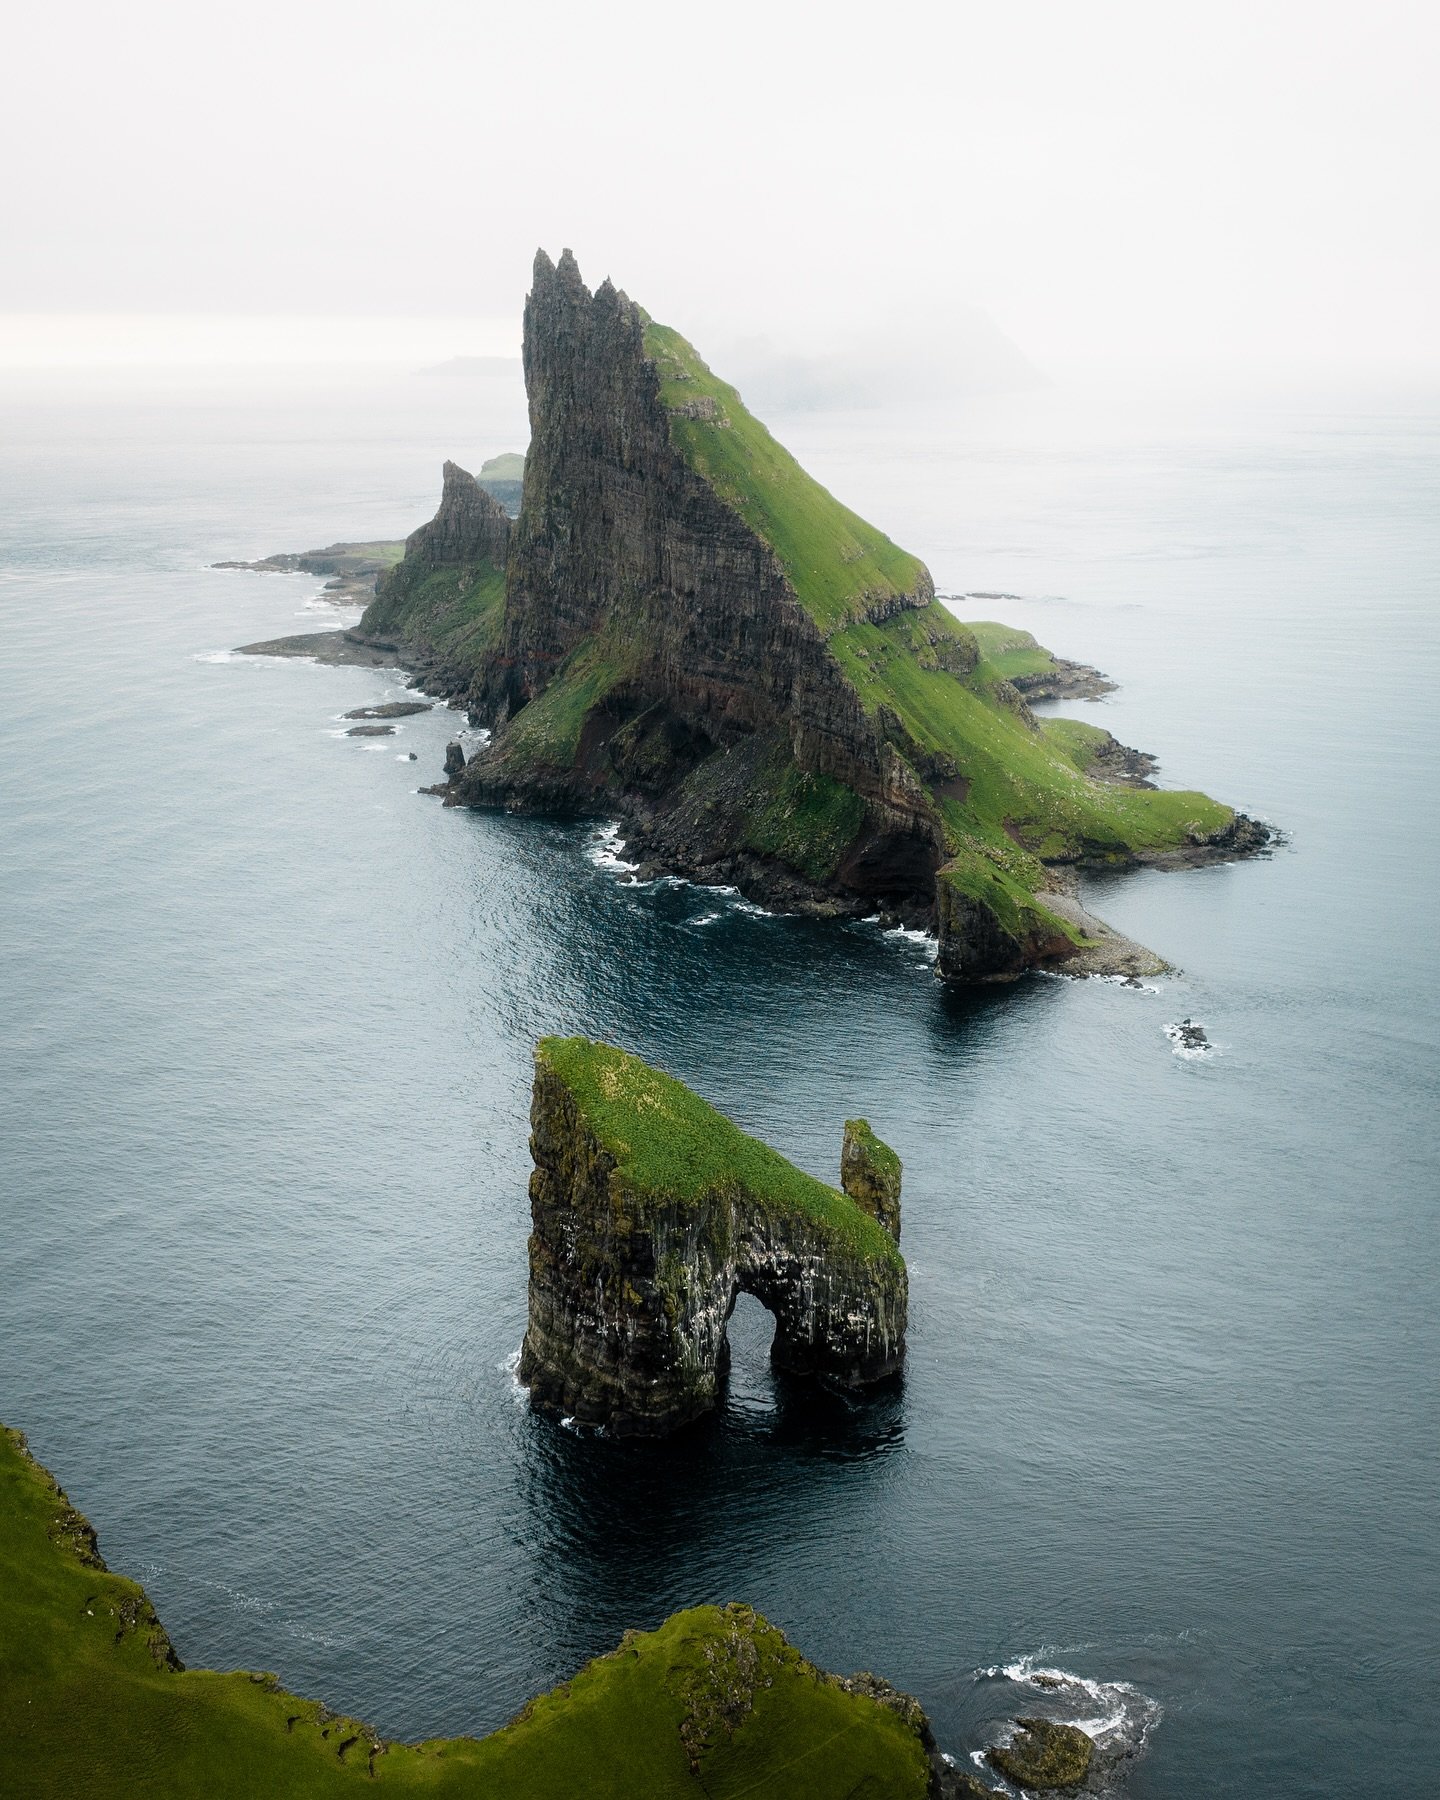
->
[4,0,1436,373]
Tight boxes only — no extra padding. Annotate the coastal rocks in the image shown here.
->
[213,540,403,604]
[343,701,432,719]
[444,740,466,778]
[234,629,401,667]
[840,1120,902,1241]
[1081,729,1159,787]
[987,1717,1095,1790]
[518,1038,907,1436]
[1008,657,1116,702]
[346,723,395,736]
[1166,1018,1211,1054]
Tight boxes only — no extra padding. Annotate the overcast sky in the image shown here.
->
[4,0,1436,373]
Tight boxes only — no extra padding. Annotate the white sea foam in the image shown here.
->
[587,821,639,875]
[971,1651,1163,1788]
[500,1346,527,1406]
[1164,1020,1216,1059]
[689,911,722,927]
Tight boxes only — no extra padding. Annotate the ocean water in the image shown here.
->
[2,362,1437,1797]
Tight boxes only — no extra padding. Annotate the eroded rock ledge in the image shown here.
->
[518,1037,907,1436]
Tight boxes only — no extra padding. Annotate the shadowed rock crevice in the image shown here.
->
[518,1038,907,1436]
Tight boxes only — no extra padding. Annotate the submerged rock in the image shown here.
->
[987,1717,1095,1790]
[518,1037,907,1436]
[1167,1018,1210,1052]
[343,701,432,720]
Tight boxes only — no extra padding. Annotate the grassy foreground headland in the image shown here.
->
[0,1425,948,1798]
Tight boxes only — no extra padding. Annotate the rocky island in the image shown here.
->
[519,1038,907,1436]
[341,250,1268,980]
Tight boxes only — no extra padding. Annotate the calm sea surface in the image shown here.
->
[2,363,1436,1797]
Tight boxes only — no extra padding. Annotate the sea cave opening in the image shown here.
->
[722,1289,779,1412]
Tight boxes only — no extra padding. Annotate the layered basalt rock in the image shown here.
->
[356,248,1271,978]
[518,1038,907,1436]
[456,248,941,913]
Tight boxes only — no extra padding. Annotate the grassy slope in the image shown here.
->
[538,1037,902,1266]
[359,563,507,669]
[0,1429,928,1800]
[639,319,1232,920]
[644,321,929,632]
[966,620,1065,684]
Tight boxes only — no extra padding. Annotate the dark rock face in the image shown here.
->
[396,460,510,574]
[840,1120,902,1241]
[518,1052,907,1437]
[457,249,941,917]
[443,740,466,778]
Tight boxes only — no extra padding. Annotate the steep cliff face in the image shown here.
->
[457,248,940,907]
[518,1038,907,1437]
[353,461,510,698]
[376,248,1268,976]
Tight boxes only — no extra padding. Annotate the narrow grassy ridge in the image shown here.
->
[0,1427,929,1799]
[645,320,929,632]
[538,1037,903,1266]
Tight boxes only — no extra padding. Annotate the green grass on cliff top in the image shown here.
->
[644,320,929,633]
[965,620,1065,684]
[537,1037,903,1267]
[0,1427,928,1799]
[828,604,1232,862]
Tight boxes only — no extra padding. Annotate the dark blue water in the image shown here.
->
[2,364,1436,1797]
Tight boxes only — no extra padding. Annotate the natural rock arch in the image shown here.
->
[518,1038,907,1437]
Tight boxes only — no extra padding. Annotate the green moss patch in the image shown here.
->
[735,755,867,883]
[644,321,929,633]
[493,638,637,772]
[538,1038,903,1267]
[0,1428,929,1798]
[359,560,507,669]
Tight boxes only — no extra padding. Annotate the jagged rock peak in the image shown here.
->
[400,460,510,572]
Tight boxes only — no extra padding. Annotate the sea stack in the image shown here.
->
[517,1038,908,1436]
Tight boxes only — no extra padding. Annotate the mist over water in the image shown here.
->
[2,364,1436,1797]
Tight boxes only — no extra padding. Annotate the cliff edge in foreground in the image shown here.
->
[519,1038,907,1436]
[0,1425,956,1798]
[360,248,1270,979]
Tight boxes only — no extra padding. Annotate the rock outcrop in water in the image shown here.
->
[337,248,1272,980]
[517,1038,907,1436]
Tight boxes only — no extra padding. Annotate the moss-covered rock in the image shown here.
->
[987,1717,1095,1790]
[840,1120,902,1241]
[519,1038,907,1435]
